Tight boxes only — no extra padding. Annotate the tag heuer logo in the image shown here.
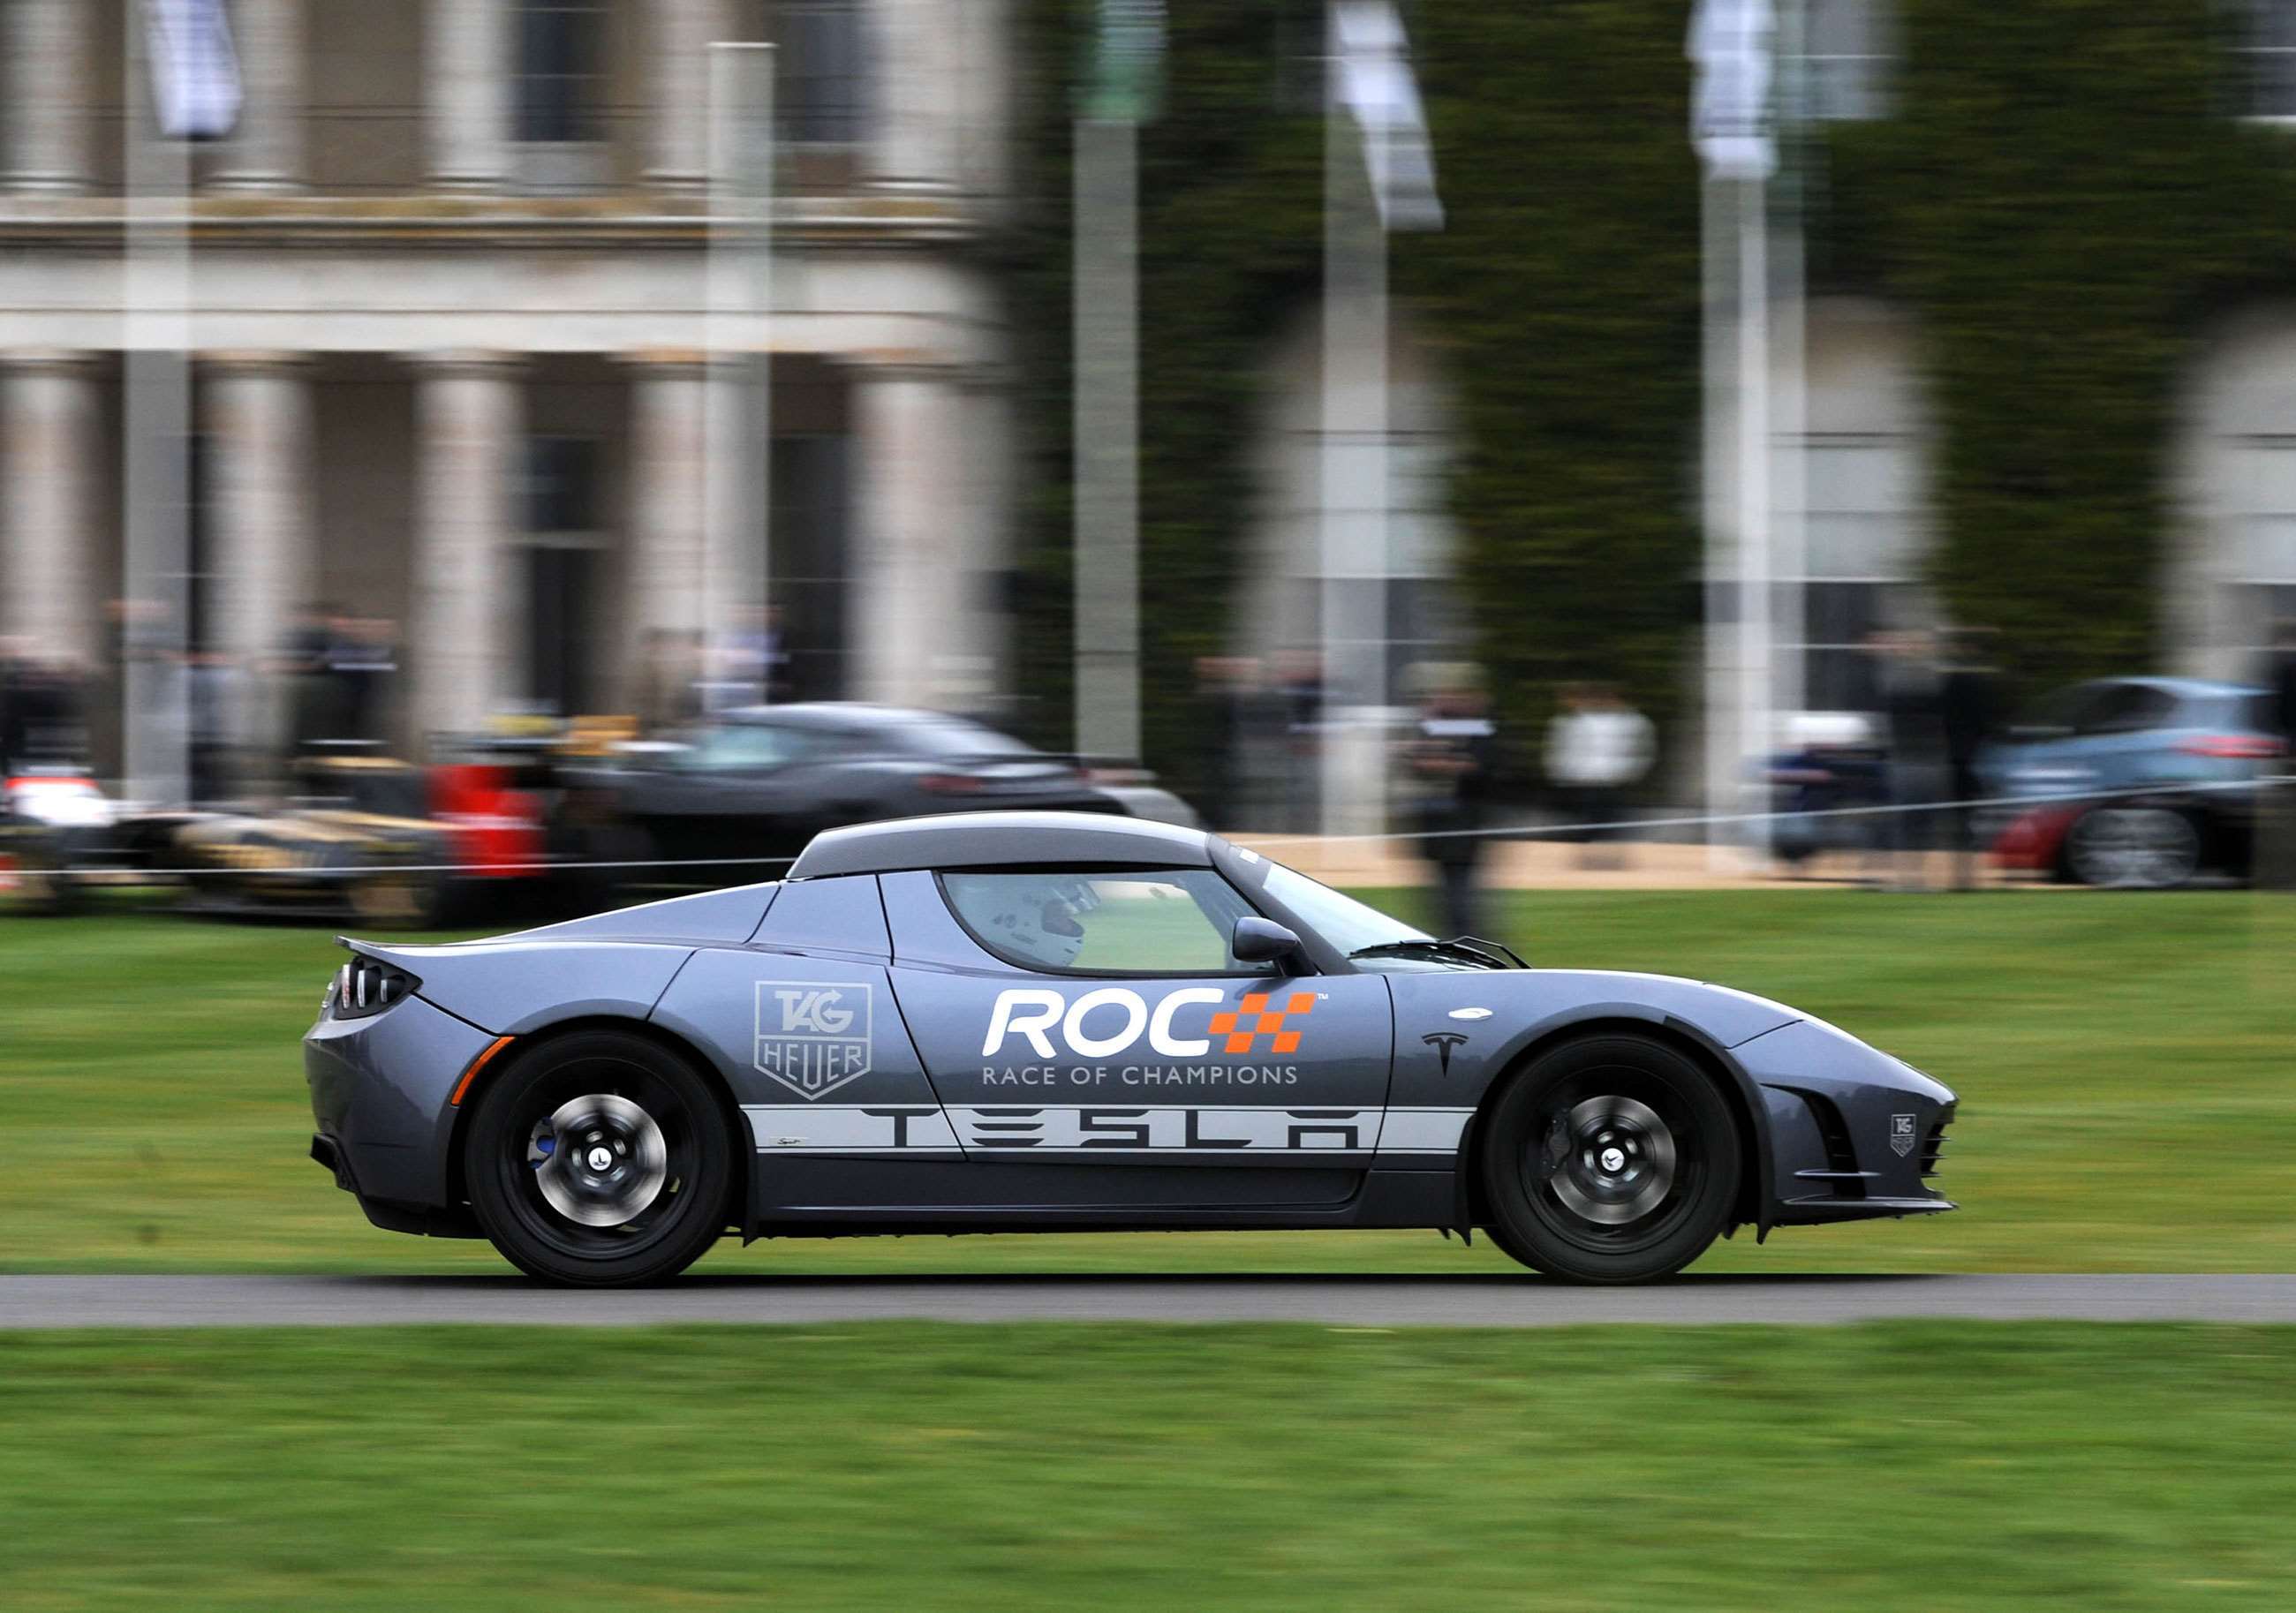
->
[753,981,874,1100]
[1889,1113,1917,1158]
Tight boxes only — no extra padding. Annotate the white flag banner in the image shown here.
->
[1689,0,1776,182]
[1331,1,1444,232]
[144,0,242,140]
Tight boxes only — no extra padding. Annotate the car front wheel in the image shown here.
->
[1479,1035,1741,1284]
[465,1030,732,1286]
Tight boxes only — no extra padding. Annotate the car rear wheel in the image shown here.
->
[1478,1035,1741,1284]
[2065,805,2200,890]
[465,1031,731,1286]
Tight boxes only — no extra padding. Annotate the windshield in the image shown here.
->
[1258,859,1429,956]
[894,718,1038,759]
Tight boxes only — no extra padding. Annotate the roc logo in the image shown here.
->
[754,981,874,1100]
[981,986,1318,1061]
[1889,1113,1917,1158]
[1210,992,1316,1055]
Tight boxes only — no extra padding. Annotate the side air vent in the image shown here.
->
[1920,1115,1951,1180]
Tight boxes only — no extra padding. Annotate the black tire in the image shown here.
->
[2064,805,2201,890]
[1478,1035,1741,1284]
[464,1030,732,1285]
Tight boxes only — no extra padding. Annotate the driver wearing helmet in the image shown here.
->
[973,875,1101,969]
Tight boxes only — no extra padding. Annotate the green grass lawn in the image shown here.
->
[3,889,2292,1274]
[1,1322,2291,1610]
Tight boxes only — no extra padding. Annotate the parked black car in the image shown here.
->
[570,704,1197,889]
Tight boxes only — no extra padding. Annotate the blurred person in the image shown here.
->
[1194,655,1281,831]
[1765,712,1885,880]
[636,627,703,735]
[1275,649,1325,833]
[1939,626,2005,891]
[1874,628,1948,892]
[279,600,344,757]
[333,615,398,745]
[1544,682,1655,870]
[701,605,788,712]
[171,648,245,803]
[1408,667,1500,939]
[0,643,91,772]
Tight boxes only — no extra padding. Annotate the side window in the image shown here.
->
[2080,686,2173,736]
[680,724,814,772]
[940,870,1266,976]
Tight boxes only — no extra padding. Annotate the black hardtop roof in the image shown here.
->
[788,810,1216,879]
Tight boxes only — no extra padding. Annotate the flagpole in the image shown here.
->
[1074,4,1160,769]
[1320,26,1386,844]
[1074,116,1141,765]
[1737,172,1772,848]
[1691,0,1779,869]
[707,43,774,704]
[122,11,194,805]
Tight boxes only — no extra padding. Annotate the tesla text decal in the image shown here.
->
[740,1104,1475,1155]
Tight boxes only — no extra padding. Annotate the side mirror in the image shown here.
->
[1231,916,1303,967]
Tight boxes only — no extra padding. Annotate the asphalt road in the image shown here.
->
[3,1273,2293,1330]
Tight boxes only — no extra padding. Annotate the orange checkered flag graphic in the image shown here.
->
[1207,992,1317,1055]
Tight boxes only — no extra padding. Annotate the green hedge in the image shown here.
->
[1006,0,2296,795]
[1834,0,2296,694]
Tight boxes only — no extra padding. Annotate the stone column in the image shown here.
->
[648,0,729,192]
[5,0,90,192]
[625,352,713,694]
[849,356,964,706]
[869,0,957,193]
[203,355,315,752]
[2,351,102,663]
[209,0,306,191]
[410,354,522,743]
[427,0,511,189]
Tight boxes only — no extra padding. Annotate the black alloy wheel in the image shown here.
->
[1479,1034,1741,1284]
[465,1030,732,1285]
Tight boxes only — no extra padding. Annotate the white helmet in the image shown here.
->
[978,876,1099,969]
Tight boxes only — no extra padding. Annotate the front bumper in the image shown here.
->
[1734,1018,1960,1229]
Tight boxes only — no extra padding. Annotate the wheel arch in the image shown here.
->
[1454,1015,1774,1240]
[443,1012,751,1230]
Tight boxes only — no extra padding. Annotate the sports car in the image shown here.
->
[305,811,1957,1286]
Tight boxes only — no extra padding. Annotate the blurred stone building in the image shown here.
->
[0,0,1013,771]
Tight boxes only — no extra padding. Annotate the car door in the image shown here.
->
[637,720,820,868]
[878,866,1395,1195]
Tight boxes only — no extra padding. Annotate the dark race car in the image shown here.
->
[305,811,1958,1286]
[173,749,567,928]
[565,703,1195,891]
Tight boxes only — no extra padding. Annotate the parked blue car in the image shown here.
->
[1976,677,2282,888]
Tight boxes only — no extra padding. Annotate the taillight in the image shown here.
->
[919,773,981,795]
[330,955,420,1019]
[2176,735,2283,760]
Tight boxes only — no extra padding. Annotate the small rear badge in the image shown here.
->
[1448,1007,1493,1021]
[1889,1114,1917,1157]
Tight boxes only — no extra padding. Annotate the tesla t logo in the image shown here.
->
[982,987,1314,1060]
[1422,1031,1469,1075]
[754,981,874,1100]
